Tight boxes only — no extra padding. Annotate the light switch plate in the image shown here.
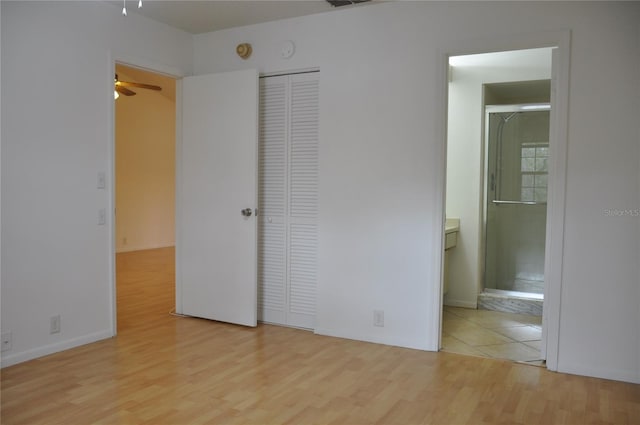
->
[98,208,106,225]
[97,172,106,189]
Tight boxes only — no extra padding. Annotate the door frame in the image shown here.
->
[432,30,571,371]
[107,52,186,336]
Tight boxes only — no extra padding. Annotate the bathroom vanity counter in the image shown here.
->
[445,218,460,235]
[445,218,460,250]
[443,218,460,295]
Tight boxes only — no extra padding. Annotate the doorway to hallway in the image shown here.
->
[114,63,177,332]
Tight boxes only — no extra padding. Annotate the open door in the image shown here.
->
[179,69,259,327]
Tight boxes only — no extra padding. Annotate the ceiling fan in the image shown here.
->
[114,73,162,98]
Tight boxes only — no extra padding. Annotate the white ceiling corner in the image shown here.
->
[112,0,354,34]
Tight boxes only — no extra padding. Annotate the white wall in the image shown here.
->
[0,1,192,366]
[196,5,444,351]
[1,1,639,384]
[556,3,639,381]
[115,65,176,253]
[193,1,640,383]
[0,2,3,341]
[0,3,3,345]
[445,48,552,308]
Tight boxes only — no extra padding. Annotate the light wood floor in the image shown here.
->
[2,247,639,424]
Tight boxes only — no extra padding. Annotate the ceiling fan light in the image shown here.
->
[138,0,142,9]
[122,6,127,16]
[114,90,120,100]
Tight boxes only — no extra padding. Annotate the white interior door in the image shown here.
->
[179,69,258,327]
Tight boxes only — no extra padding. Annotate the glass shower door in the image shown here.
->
[484,106,550,295]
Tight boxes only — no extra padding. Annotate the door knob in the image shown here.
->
[241,208,253,217]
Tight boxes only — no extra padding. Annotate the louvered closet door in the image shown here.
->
[287,73,319,329]
[259,72,319,330]
[259,76,287,325]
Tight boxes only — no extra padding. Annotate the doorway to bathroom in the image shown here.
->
[441,47,555,365]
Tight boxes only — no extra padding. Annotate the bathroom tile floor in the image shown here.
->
[441,306,544,366]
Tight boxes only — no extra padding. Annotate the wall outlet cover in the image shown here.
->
[373,310,384,327]
[50,315,61,334]
[1,332,12,352]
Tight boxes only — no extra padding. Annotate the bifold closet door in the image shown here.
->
[259,72,319,329]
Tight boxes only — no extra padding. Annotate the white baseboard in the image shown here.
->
[0,330,113,368]
[116,243,174,253]
[557,363,640,385]
[314,327,433,352]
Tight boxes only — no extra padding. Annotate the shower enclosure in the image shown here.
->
[483,104,550,300]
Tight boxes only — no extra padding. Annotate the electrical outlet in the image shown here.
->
[1,332,12,352]
[373,310,384,327]
[50,315,61,334]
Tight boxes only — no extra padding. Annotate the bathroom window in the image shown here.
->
[521,143,548,202]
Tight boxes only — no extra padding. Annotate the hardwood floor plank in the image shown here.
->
[2,247,639,424]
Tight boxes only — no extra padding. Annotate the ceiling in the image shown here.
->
[112,1,375,34]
